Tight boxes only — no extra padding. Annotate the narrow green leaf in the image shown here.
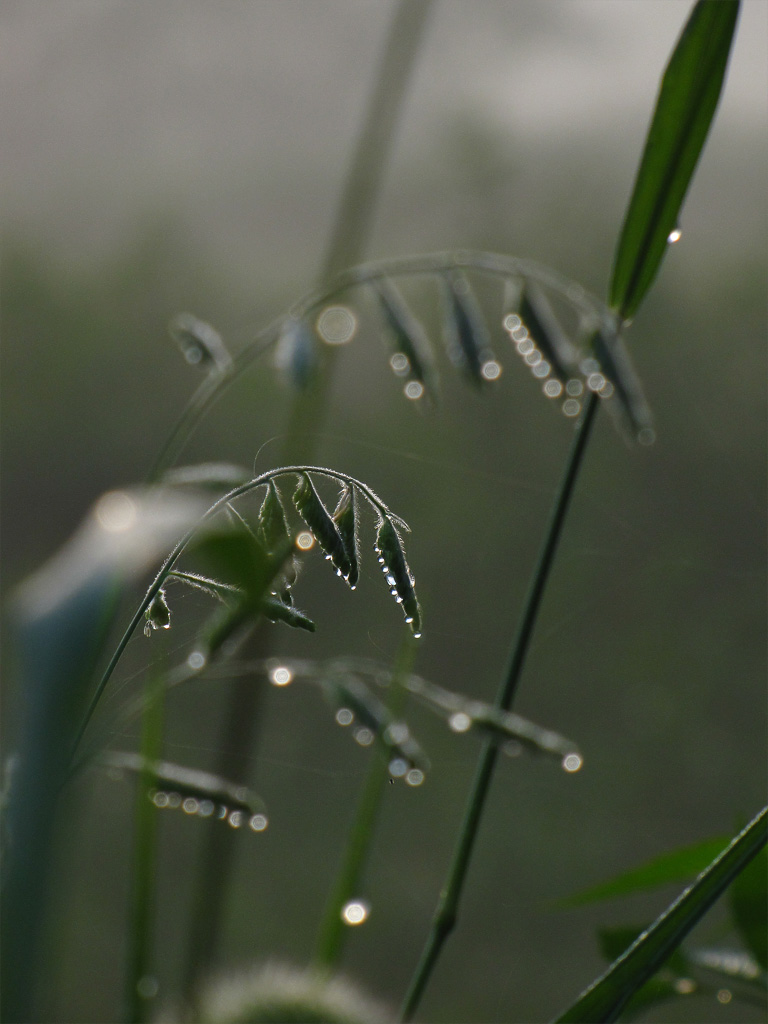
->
[554,805,767,1023]
[608,1,740,319]
[730,844,768,968]
[559,835,729,908]
[261,596,316,633]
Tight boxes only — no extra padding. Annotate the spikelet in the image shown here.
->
[168,313,232,373]
[514,284,579,384]
[374,515,422,636]
[372,279,437,398]
[331,485,360,589]
[257,481,291,551]
[293,473,353,585]
[441,272,496,386]
[274,316,318,389]
[588,328,654,442]
[143,587,171,637]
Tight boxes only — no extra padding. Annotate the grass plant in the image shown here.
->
[2,3,765,1023]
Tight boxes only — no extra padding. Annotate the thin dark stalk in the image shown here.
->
[400,392,600,1022]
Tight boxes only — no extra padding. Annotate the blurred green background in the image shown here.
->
[1,2,766,1022]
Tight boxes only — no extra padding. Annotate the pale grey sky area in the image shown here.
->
[1,1,766,292]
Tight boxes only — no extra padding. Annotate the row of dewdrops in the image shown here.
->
[314,304,615,413]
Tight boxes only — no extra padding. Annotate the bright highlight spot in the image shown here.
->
[544,379,563,399]
[406,768,425,787]
[481,360,502,381]
[667,228,682,243]
[341,900,370,926]
[354,727,374,747]
[316,306,357,345]
[187,651,206,671]
[390,353,410,375]
[562,753,583,773]
[335,708,354,726]
[269,665,293,687]
[388,757,408,778]
[404,380,424,400]
[95,491,137,533]
[449,712,472,734]
[249,813,268,832]
[296,531,315,551]
[674,979,697,995]
[716,990,732,1005]
[562,399,581,418]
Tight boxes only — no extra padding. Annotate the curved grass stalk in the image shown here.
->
[70,467,411,761]
[400,391,600,1022]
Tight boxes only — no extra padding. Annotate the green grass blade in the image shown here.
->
[730,843,768,968]
[553,806,768,1023]
[608,0,740,320]
[559,835,728,908]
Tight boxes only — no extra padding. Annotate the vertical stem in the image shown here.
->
[400,393,600,1022]
[313,640,415,970]
[180,1,433,1006]
[126,647,165,1024]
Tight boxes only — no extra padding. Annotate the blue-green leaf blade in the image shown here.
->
[553,806,767,1023]
[608,0,740,320]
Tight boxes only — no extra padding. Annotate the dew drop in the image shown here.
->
[182,797,199,814]
[354,727,374,747]
[562,753,583,773]
[228,810,244,829]
[386,574,396,586]
[335,708,354,727]
[249,813,268,832]
[143,622,152,638]
[532,360,550,378]
[586,372,606,392]
[388,757,408,778]
[503,313,522,332]
[481,360,502,381]
[187,651,206,671]
[153,791,169,809]
[95,490,137,533]
[404,380,424,400]
[544,379,563,399]
[716,990,732,1005]
[449,712,472,734]
[167,792,181,809]
[598,380,614,399]
[269,665,293,687]
[524,349,542,367]
[565,379,583,397]
[674,979,697,995]
[341,900,370,926]
[198,799,215,818]
[413,632,422,639]
[296,531,315,551]
[316,305,357,345]
[667,227,682,244]
[516,338,534,356]
[406,768,425,787]
[562,398,581,418]
[390,352,410,375]
[385,722,409,745]
[217,805,228,820]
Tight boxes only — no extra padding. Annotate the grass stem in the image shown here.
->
[400,391,600,1022]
